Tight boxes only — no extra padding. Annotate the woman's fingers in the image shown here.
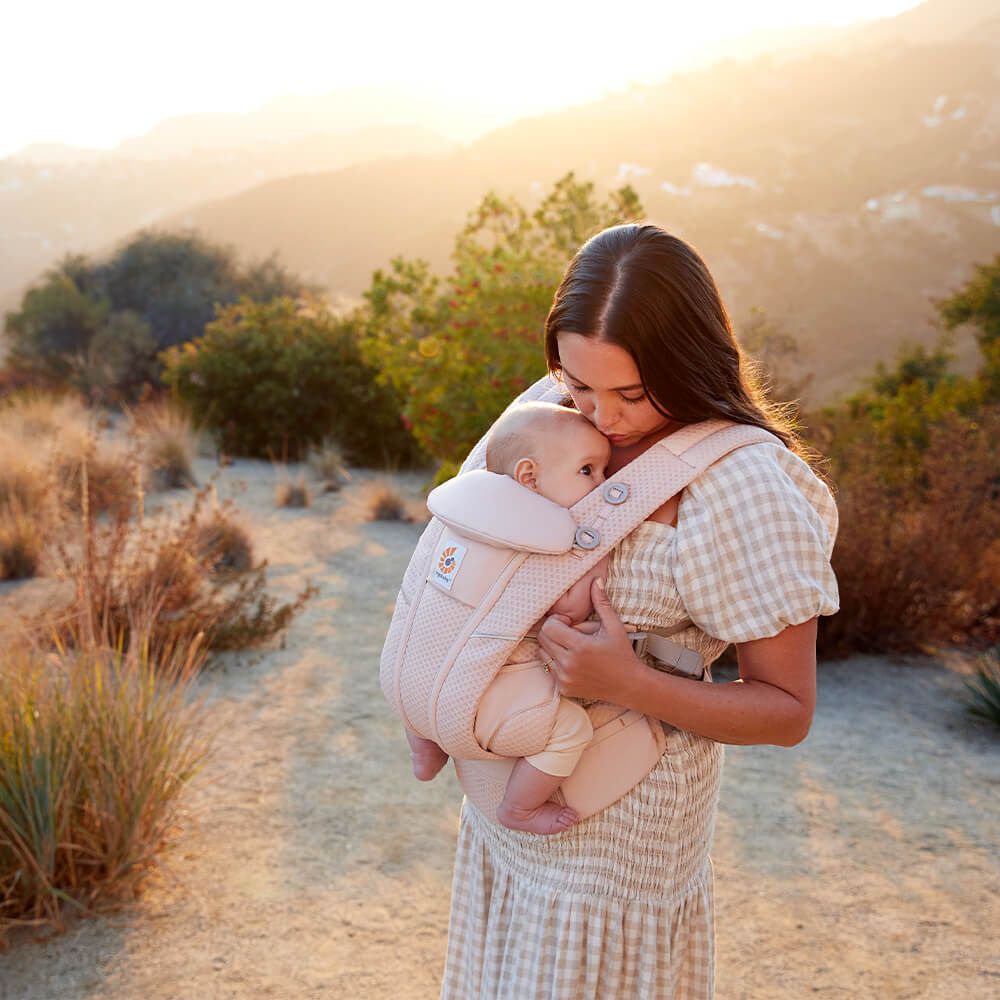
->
[590,578,627,635]
[538,614,581,652]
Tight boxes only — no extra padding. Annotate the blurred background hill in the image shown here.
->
[2,0,999,401]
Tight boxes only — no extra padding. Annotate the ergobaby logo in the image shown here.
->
[432,541,467,591]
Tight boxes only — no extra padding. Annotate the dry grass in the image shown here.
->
[307,439,352,492]
[0,499,47,581]
[24,452,317,661]
[192,510,255,576]
[127,398,199,492]
[275,470,312,509]
[366,481,411,522]
[0,391,90,442]
[50,429,139,518]
[0,626,209,943]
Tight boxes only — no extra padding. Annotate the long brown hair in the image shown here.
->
[544,223,801,452]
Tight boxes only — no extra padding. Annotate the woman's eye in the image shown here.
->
[621,394,646,405]
[570,383,588,393]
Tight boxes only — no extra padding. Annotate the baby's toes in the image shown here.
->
[554,807,579,831]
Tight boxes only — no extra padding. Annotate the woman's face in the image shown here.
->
[556,333,674,448]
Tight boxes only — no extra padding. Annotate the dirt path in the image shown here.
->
[1,459,997,1000]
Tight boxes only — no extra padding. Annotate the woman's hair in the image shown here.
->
[543,223,801,452]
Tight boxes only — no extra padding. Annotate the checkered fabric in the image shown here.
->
[442,728,722,1000]
[439,375,840,1000]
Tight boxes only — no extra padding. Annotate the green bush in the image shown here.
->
[162,296,421,465]
[358,173,642,471]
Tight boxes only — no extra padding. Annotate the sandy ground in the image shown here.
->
[0,454,997,1000]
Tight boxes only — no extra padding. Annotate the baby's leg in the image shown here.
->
[405,728,449,781]
[495,698,593,835]
[496,759,579,834]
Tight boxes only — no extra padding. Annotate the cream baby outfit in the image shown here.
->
[440,380,840,1000]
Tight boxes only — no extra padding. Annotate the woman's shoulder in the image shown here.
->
[682,437,838,551]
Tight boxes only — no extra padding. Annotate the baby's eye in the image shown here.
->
[579,464,593,476]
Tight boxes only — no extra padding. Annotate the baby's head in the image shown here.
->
[485,402,611,507]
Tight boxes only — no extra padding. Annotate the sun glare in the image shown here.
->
[3,0,922,155]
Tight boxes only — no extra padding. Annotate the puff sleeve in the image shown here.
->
[673,441,839,644]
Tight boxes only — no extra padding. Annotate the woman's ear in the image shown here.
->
[513,457,539,491]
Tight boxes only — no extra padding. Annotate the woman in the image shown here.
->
[440,223,839,999]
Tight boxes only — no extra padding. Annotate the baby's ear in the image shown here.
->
[513,457,539,491]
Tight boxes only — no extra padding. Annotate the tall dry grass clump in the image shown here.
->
[127,398,199,491]
[0,430,54,580]
[307,439,352,492]
[33,453,315,660]
[817,408,1000,656]
[0,629,209,942]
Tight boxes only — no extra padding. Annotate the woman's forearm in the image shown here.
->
[619,659,813,747]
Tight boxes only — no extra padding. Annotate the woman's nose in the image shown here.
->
[592,397,619,433]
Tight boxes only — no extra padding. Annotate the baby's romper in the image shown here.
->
[440,438,840,1000]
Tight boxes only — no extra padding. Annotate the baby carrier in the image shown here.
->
[380,414,779,823]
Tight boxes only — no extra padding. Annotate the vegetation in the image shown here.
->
[964,647,1000,727]
[0,628,209,941]
[357,173,641,477]
[127,397,199,491]
[162,297,420,464]
[3,233,307,403]
[367,482,410,522]
[806,255,1000,657]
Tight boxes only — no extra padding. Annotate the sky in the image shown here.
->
[2,0,923,158]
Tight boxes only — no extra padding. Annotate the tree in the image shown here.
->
[359,173,643,473]
[4,264,109,380]
[937,253,1000,402]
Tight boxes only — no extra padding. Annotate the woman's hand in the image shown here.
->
[537,579,645,702]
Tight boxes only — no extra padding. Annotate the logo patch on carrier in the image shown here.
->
[432,541,467,591]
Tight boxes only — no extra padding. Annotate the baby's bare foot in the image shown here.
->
[410,743,449,781]
[497,800,579,835]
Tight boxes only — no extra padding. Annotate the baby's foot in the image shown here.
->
[497,800,579,835]
[410,742,449,781]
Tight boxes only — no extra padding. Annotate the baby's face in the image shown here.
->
[534,419,611,508]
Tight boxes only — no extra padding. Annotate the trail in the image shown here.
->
[0,460,996,1000]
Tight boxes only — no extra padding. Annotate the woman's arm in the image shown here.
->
[537,580,817,747]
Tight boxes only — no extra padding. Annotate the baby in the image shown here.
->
[406,402,612,835]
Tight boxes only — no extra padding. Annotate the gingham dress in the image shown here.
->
[441,440,840,1000]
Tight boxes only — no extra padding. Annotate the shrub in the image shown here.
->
[0,631,209,941]
[965,647,1000,727]
[162,297,420,465]
[34,454,315,661]
[813,407,1000,656]
[192,510,254,576]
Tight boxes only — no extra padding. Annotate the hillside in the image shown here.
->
[164,5,1000,401]
[0,124,453,316]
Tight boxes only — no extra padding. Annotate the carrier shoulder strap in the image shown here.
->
[433,418,780,754]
